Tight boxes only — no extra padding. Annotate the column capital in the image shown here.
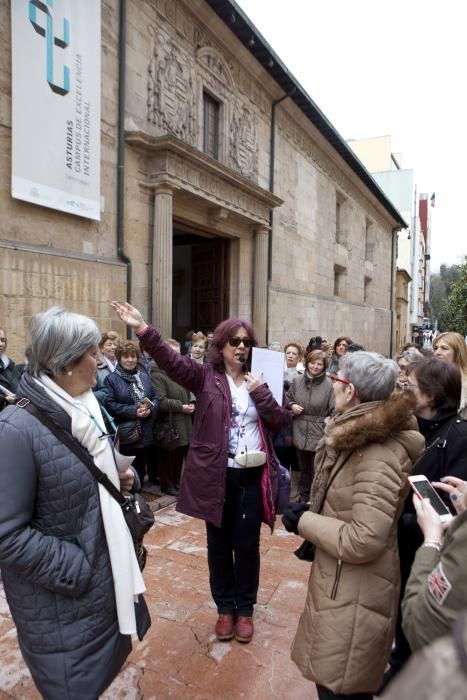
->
[154,182,176,196]
[251,224,270,237]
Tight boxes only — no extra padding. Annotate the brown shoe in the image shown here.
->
[235,615,254,643]
[215,614,235,641]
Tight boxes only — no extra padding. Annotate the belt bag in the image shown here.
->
[229,449,267,467]
[16,399,155,545]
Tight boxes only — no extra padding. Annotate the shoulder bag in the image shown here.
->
[154,403,179,451]
[16,398,154,562]
[117,420,142,446]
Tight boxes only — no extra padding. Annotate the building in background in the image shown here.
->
[1,1,406,359]
[349,135,432,347]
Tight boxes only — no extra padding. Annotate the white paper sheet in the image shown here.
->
[251,348,284,405]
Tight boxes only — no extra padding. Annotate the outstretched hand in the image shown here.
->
[111,301,147,331]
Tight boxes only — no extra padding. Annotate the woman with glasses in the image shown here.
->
[282,351,424,700]
[0,308,149,700]
[433,332,467,418]
[111,302,291,645]
[383,357,467,689]
[395,348,423,388]
[287,350,335,503]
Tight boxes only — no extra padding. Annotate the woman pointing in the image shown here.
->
[112,301,292,644]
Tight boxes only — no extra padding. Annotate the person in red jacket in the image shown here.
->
[112,301,292,644]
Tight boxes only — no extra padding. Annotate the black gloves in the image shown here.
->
[281,501,309,534]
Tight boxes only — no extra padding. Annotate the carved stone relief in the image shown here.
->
[147,30,197,145]
[147,0,271,117]
[230,102,258,180]
[196,46,235,90]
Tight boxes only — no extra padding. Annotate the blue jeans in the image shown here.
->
[206,466,263,617]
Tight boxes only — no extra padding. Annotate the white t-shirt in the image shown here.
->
[226,375,261,468]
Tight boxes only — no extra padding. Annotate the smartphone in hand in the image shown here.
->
[408,475,453,523]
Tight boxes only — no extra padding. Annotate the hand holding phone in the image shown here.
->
[409,475,453,523]
[432,477,467,516]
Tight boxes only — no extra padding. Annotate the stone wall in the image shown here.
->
[0,1,126,355]
[0,0,398,358]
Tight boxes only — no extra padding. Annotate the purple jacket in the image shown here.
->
[138,326,292,528]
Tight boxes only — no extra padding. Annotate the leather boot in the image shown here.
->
[215,614,235,641]
[235,615,254,643]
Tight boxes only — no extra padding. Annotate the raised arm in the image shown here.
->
[112,301,205,394]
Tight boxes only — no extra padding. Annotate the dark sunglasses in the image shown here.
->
[228,336,253,348]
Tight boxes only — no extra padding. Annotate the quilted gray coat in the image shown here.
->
[287,372,335,451]
[0,373,132,700]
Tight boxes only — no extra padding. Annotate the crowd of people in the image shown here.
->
[1,312,467,699]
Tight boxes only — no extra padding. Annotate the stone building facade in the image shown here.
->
[0,0,405,360]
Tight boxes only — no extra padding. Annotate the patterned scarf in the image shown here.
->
[310,401,384,513]
[115,364,145,402]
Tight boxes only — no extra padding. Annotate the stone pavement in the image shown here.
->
[0,502,318,699]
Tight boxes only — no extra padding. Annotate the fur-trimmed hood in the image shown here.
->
[324,390,419,455]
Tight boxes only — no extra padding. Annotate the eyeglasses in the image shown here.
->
[228,336,252,348]
[327,373,352,386]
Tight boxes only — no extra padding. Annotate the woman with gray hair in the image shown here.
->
[396,348,424,388]
[0,307,149,700]
[282,351,425,700]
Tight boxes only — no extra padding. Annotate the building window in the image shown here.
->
[334,264,347,297]
[336,192,347,246]
[365,218,374,262]
[203,92,220,159]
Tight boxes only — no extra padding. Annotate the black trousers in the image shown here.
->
[275,445,299,471]
[296,449,315,502]
[159,445,187,491]
[205,467,263,617]
[316,685,373,700]
[120,445,152,484]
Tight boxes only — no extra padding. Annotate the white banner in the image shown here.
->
[11,1,101,220]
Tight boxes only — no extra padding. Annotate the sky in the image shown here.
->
[236,0,467,271]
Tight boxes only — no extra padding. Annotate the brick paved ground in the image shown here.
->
[0,495,318,699]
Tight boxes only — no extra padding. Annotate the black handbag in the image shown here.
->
[154,404,179,451]
[117,420,142,446]
[16,399,155,567]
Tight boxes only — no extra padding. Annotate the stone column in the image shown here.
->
[152,184,174,338]
[252,225,269,345]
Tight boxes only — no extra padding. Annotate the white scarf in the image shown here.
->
[0,353,10,368]
[35,374,145,635]
[101,354,117,372]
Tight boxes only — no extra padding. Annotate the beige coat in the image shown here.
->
[291,391,425,694]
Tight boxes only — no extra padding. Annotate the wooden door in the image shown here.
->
[191,240,229,331]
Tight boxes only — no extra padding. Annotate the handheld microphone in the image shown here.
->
[237,353,246,364]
